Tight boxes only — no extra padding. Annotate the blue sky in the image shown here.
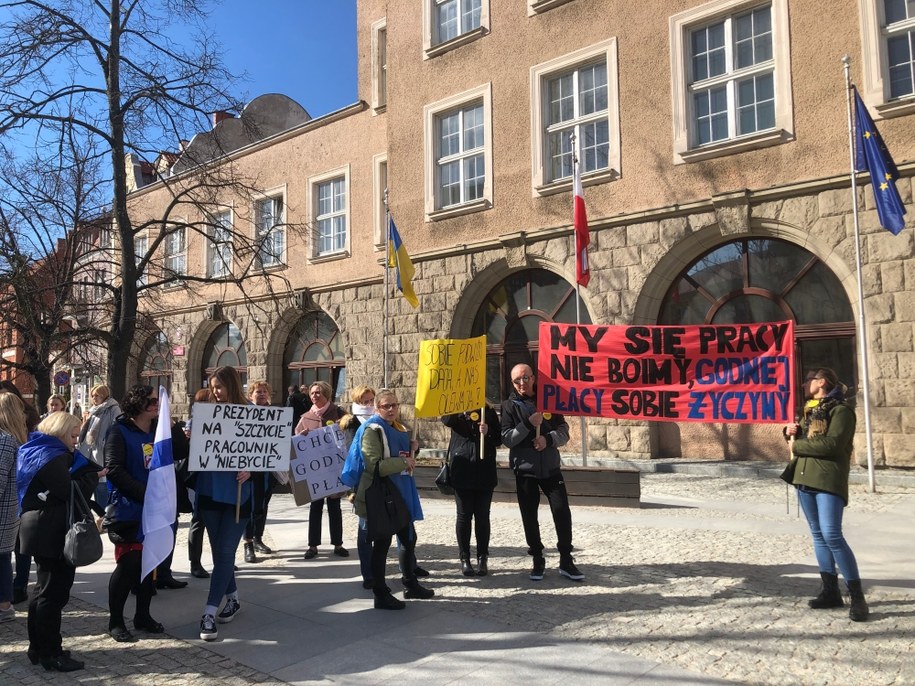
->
[212,1,358,117]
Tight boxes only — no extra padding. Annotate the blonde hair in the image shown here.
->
[374,388,398,408]
[350,385,376,405]
[309,380,334,401]
[248,379,271,396]
[0,393,27,444]
[36,411,82,444]
[46,394,66,411]
[90,385,110,402]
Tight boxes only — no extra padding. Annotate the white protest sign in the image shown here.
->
[188,403,294,471]
[289,424,348,504]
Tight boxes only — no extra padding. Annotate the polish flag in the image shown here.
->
[573,162,590,287]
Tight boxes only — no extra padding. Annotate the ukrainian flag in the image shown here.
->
[388,218,419,308]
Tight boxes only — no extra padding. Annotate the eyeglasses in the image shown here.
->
[378,402,399,410]
[512,375,533,385]
[145,397,159,408]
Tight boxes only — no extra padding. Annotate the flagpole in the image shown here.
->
[843,56,876,493]
[383,189,390,389]
[571,133,589,467]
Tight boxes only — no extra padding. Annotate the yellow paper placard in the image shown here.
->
[414,336,486,418]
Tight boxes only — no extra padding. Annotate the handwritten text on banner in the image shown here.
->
[188,403,294,471]
[537,321,795,423]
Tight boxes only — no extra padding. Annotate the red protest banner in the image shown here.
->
[537,321,794,424]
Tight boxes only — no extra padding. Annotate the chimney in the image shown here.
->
[211,111,233,128]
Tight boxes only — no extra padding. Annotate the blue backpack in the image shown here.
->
[340,441,364,488]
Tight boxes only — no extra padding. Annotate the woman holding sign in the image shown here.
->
[352,389,432,609]
[442,406,499,577]
[195,366,253,642]
[783,368,868,622]
[294,381,348,560]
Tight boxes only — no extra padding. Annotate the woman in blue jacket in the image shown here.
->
[17,411,99,672]
[195,366,253,641]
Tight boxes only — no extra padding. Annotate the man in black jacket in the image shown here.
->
[500,363,583,582]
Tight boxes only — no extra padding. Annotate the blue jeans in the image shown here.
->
[0,552,12,604]
[199,506,248,608]
[797,487,860,582]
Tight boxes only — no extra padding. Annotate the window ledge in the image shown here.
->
[427,198,491,222]
[373,104,387,116]
[311,250,351,264]
[424,26,487,59]
[529,0,573,15]
[676,128,793,164]
[874,97,915,119]
[534,168,619,197]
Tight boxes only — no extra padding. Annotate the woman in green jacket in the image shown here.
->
[784,367,867,622]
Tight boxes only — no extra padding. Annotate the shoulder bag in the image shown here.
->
[364,461,411,541]
[63,481,104,567]
[435,458,454,495]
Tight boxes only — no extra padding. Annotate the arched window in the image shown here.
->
[284,312,345,402]
[472,268,590,401]
[659,238,857,409]
[139,331,172,393]
[201,322,247,389]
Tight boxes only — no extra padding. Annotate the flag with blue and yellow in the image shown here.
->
[388,218,419,308]
[854,89,907,235]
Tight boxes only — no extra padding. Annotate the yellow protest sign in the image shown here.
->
[415,336,486,418]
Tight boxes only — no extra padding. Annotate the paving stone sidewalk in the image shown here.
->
[1,471,912,685]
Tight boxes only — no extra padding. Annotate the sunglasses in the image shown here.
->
[378,402,399,410]
[512,375,533,385]
[145,397,159,408]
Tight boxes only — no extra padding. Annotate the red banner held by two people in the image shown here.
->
[537,321,795,423]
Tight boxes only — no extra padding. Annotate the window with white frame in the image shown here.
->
[164,227,186,278]
[860,0,915,112]
[134,234,148,286]
[530,38,620,192]
[207,211,233,278]
[372,19,387,110]
[316,177,347,256]
[424,83,493,219]
[886,0,915,99]
[255,195,285,268]
[670,0,793,162]
[373,153,388,249]
[423,0,489,58]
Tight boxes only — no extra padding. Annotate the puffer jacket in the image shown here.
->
[500,390,569,479]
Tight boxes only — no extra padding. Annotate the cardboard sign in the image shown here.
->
[537,321,794,424]
[414,335,486,418]
[288,424,349,506]
[188,403,294,471]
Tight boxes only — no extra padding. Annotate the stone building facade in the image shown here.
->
[126,0,914,466]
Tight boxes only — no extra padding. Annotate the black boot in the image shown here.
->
[809,572,844,609]
[244,542,257,563]
[373,585,405,610]
[460,554,475,577]
[476,555,488,576]
[847,580,869,622]
[403,578,435,599]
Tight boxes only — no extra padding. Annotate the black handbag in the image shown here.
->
[364,462,411,541]
[63,481,104,567]
[435,460,454,495]
[780,457,798,485]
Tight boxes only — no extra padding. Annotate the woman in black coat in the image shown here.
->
[442,406,499,576]
[17,411,99,672]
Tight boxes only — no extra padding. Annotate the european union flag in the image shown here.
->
[854,89,907,235]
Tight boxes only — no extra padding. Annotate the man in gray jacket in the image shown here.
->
[500,363,583,582]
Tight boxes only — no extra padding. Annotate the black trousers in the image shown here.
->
[371,523,415,590]
[308,497,343,547]
[28,555,76,658]
[515,472,573,557]
[188,511,205,567]
[245,489,273,540]
[454,488,494,558]
[108,548,154,630]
